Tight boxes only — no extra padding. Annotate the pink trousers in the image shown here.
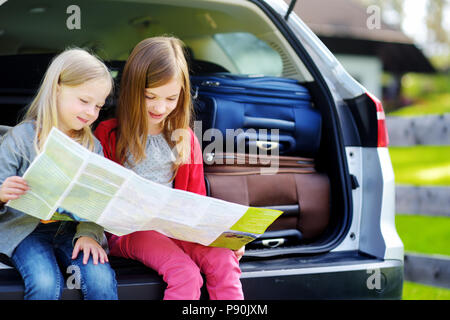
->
[108,231,244,300]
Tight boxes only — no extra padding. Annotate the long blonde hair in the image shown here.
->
[116,36,192,177]
[24,48,113,152]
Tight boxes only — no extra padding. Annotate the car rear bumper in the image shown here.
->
[0,251,402,300]
[241,255,403,299]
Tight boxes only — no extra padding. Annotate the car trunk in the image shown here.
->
[0,0,352,258]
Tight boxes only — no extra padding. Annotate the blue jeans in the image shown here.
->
[11,222,118,300]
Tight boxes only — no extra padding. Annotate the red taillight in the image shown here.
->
[366,91,389,147]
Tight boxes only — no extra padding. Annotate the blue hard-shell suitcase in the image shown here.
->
[191,74,322,156]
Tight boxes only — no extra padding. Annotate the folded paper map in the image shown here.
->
[7,128,283,250]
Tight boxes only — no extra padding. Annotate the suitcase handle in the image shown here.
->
[261,238,285,248]
[250,229,303,248]
[255,140,279,151]
[236,132,296,153]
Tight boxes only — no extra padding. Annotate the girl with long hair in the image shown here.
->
[95,36,244,300]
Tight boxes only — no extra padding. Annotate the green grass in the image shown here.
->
[401,73,450,98]
[403,281,450,300]
[395,215,450,256]
[389,146,450,186]
[396,215,450,300]
[388,93,450,116]
[386,72,450,117]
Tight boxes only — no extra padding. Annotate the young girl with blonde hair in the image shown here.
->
[95,36,244,300]
[0,48,118,300]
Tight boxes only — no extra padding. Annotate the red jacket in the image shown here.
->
[94,119,206,196]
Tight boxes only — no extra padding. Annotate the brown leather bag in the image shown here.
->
[204,153,330,240]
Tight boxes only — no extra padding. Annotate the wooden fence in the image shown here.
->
[396,186,450,217]
[404,253,450,289]
[386,114,450,146]
[387,115,450,290]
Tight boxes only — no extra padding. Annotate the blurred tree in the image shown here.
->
[425,0,450,65]
[426,0,448,44]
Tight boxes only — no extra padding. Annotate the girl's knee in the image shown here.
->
[162,261,203,300]
[206,248,239,266]
[77,262,118,300]
[201,248,241,280]
[24,273,63,300]
[164,259,203,288]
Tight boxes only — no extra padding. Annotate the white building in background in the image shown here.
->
[335,54,383,99]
